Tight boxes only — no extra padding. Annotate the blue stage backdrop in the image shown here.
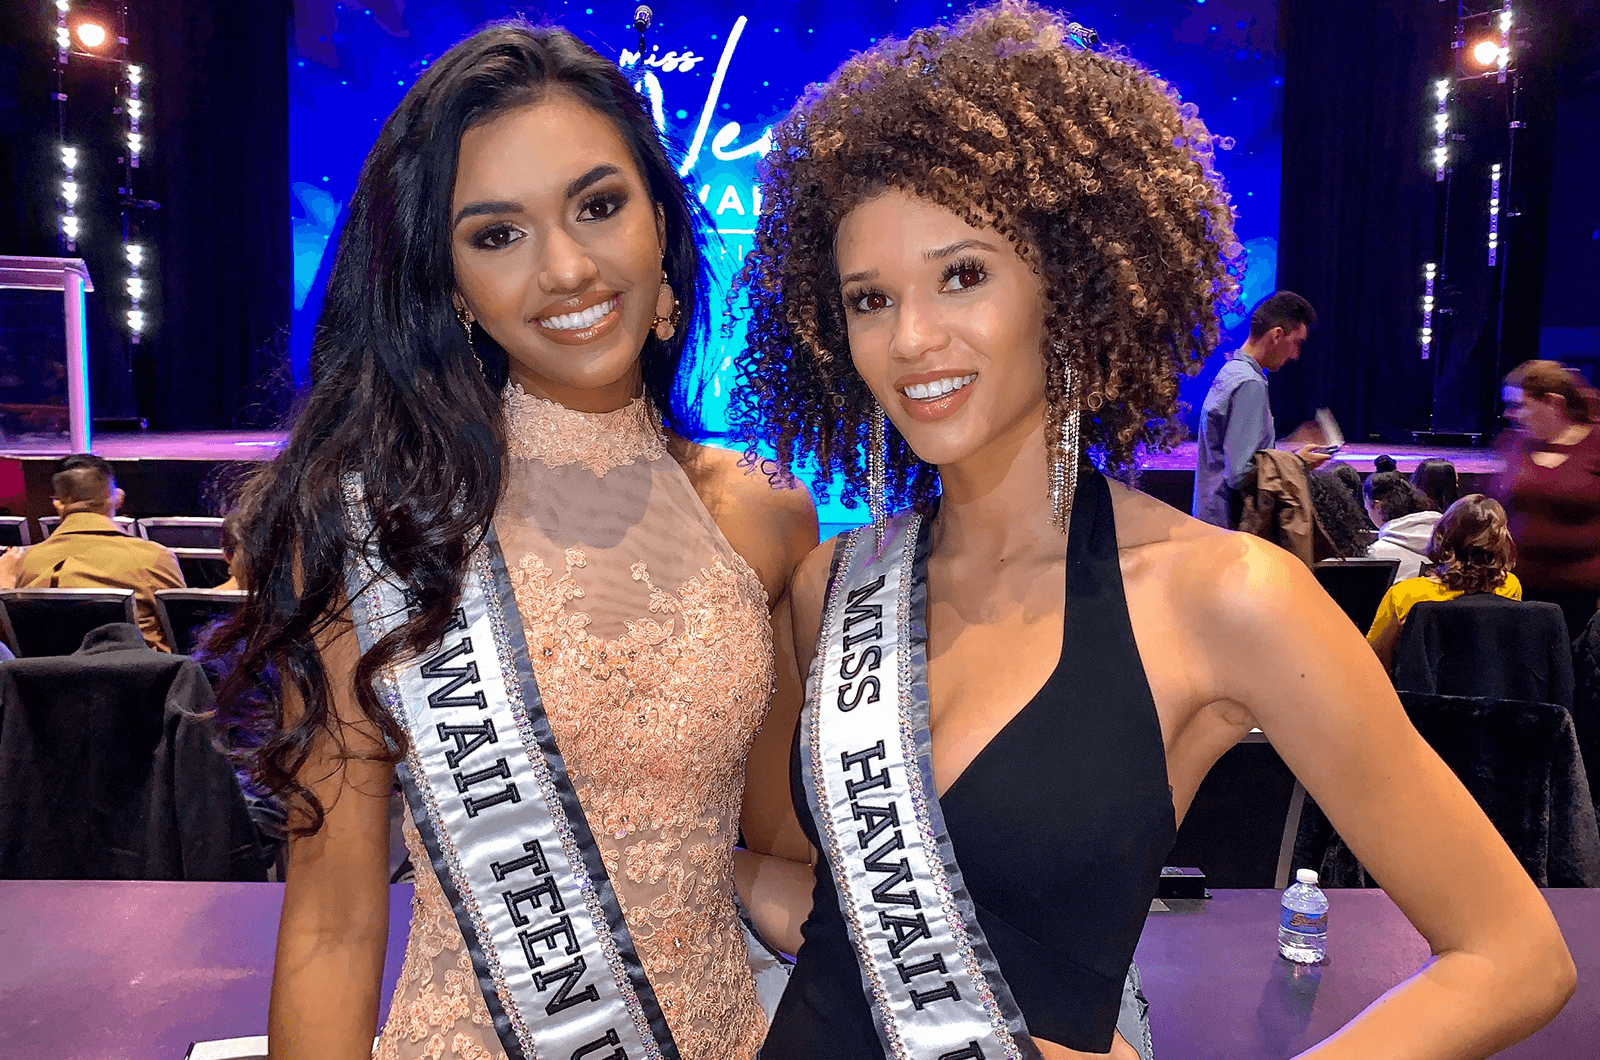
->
[290,0,1281,519]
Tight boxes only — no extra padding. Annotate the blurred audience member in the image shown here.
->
[1309,467,1375,559]
[11,454,185,650]
[1364,472,1442,580]
[1374,454,1399,474]
[1412,458,1461,513]
[1496,361,1600,639]
[1368,495,1521,669]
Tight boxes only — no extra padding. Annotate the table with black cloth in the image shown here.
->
[1,883,1595,1059]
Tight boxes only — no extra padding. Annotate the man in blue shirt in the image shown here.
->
[1193,291,1326,527]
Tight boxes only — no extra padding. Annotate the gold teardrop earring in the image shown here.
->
[651,271,681,341]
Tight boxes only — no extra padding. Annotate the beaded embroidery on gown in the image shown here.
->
[373,385,773,1060]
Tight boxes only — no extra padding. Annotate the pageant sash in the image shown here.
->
[343,487,676,1060]
[801,514,1043,1060]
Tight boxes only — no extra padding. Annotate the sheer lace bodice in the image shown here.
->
[374,385,773,1060]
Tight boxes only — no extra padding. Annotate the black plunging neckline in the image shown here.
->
[931,529,1071,803]
[770,469,1179,1059]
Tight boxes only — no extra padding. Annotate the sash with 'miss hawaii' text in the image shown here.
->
[800,512,1044,1060]
[343,484,676,1060]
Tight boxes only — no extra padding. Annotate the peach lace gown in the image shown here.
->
[373,385,772,1060]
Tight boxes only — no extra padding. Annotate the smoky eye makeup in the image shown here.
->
[466,222,524,250]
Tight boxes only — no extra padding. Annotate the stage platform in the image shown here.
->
[0,432,1504,526]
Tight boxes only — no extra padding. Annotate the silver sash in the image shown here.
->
[800,513,1042,1060]
[343,493,676,1060]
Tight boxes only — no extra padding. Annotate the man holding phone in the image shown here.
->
[1192,290,1327,528]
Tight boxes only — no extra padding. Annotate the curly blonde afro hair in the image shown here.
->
[732,0,1242,511]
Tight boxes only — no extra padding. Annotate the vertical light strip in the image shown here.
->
[1421,262,1436,360]
[55,0,70,64]
[127,65,142,168]
[1497,3,1513,84]
[125,244,144,340]
[60,145,79,252]
[1433,79,1450,182]
[1488,164,1502,266]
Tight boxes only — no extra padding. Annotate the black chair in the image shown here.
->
[170,547,232,589]
[155,589,245,656]
[0,516,30,547]
[0,622,272,881]
[1166,733,1306,889]
[0,588,139,657]
[1313,558,1400,634]
[138,516,225,550]
[38,514,142,538]
[1393,596,1573,707]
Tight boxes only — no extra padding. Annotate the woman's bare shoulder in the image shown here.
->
[671,440,820,603]
[1107,478,1318,622]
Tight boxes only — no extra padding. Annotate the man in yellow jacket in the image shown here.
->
[10,454,185,650]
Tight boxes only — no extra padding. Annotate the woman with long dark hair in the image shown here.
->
[733,3,1573,1058]
[216,23,815,1060]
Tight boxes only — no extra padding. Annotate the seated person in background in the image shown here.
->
[1326,461,1372,527]
[12,454,185,650]
[1364,471,1442,580]
[213,514,246,591]
[1308,467,1376,558]
[1411,457,1461,513]
[1368,494,1521,669]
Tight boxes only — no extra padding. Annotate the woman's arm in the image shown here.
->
[267,618,396,1060]
[1208,539,1574,1060]
[739,536,836,956]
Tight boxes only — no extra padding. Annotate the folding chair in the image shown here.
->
[155,589,246,657]
[1313,558,1400,634]
[139,516,226,550]
[37,514,142,538]
[0,588,139,657]
[170,547,232,589]
[0,516,30,547]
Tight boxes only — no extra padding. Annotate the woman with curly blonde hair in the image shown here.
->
[732,4,1573,1059]
[1367,495,1523,670]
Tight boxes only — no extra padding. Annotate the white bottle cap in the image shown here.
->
[1296,868,1319,885]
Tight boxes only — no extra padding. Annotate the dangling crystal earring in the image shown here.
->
[454,300,484,375]
[1049,356,1084,534]
[868,401,888,536]
[651,271,681,341]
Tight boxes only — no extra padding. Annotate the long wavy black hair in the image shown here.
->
[211,22,709,835]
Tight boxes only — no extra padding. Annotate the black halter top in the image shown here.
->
[765,470,1177,1057]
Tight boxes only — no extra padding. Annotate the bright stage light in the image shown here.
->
[127,309,145,333]
[75,21,107,48]
[1472,39,1500,67]
[125,244,143,266]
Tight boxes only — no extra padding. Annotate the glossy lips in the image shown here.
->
[895,371,978,422]
[534,292,621,346]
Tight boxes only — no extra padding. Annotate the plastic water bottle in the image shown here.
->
[1278,868,1328,963]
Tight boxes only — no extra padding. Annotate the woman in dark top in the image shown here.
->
[733,4,1574,1058]
[1496,359,1600,639]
